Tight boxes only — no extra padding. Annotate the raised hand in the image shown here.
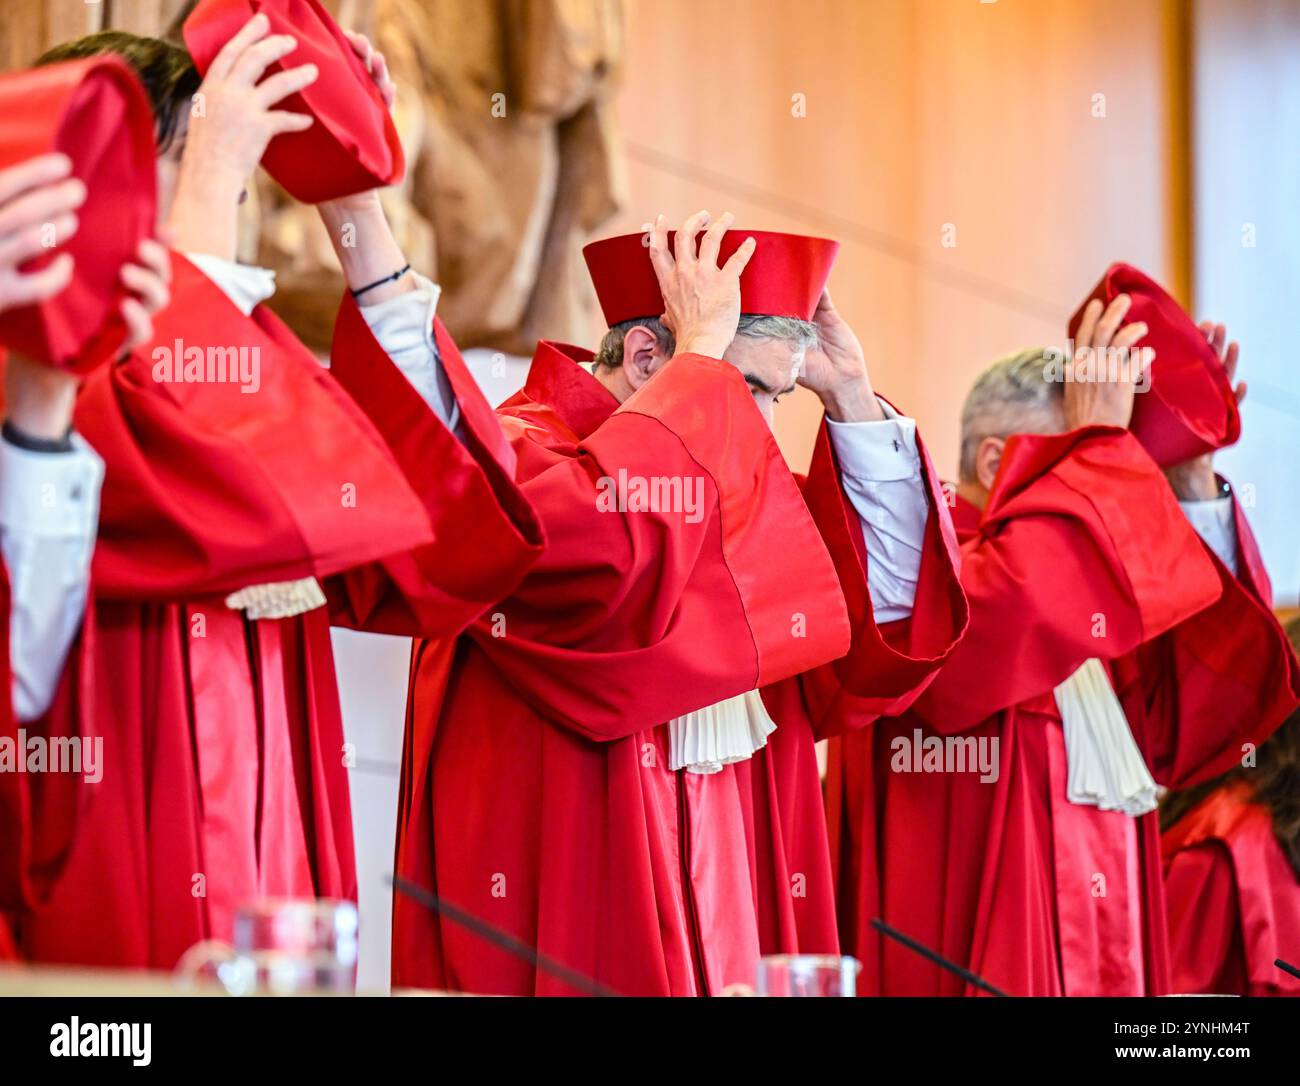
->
[169,13,319,259]
[1199,320,1245,407]
[1164,320,1244,501]
[1063,294,1152,431]
[316,31,400,231]
[4,236,172,442]
[117,238,173,353]
[0,154,85,313]
[342,29,396,111]
[648,210,755,360]
[797,288,884,422]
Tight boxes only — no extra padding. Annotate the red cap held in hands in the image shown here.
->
[583,229,840,326]
[0,57,157,374]
[183,0,405,204]
[1068,262,1240,466]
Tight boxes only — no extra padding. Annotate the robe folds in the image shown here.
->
[742,417,967,959]
[392,341,966,996]
[0,557,93,963]
[6,258,541,970]
[826,426,1300,996]
[1162,781,1300,997]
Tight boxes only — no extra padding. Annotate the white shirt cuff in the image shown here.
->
[826,403,921,483]
[0,433,104,540]
[185,252,277,317]
[358,273,442,339]
[357,273,461,435]
[1180,495,1238,576]
[0,434,103,721]
[826,398,927,624]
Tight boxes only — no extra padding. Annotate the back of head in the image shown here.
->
[958,347,1064,484]
[36,31,201,153]
[592,313,818,371]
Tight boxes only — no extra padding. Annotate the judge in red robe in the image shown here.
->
[828,302,1300,996]
[391,214,966,995]
[0,152,174,962]
[1160,614,1300,997]
[8,25,540,970]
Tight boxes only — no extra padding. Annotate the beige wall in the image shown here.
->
[599,0,1186,477]
[1190,0,1300,604]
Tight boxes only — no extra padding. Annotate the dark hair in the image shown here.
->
[1160,615,1300,879]
[36,31,201,154]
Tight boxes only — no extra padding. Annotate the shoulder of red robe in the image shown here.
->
[82,253,436,599]
[983,425,1148,522]
[0,57,156,374]
[1162,780,1263,858]
[583,229,839,325]
[610,350,852,686]
[1068,262,1240,467]
[985,426,1223,639]
[332,291,541,545]
[183,0,405,203]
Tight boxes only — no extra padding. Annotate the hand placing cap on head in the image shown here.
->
[583,228,839,326]
[183,0,405,203]
[1068,263,1241,466]
[0,57,157,374]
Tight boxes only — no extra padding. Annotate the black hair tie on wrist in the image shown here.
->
[351,264,412,300]
[2,419,74,454]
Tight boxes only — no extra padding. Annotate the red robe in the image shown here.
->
[6,261,541,969]
[392,342,965,995]
[741,417,967,958]
[827,427,1300,996]
[1162,781,1300,997]
[395,342,846,996]
[0,558,94,964]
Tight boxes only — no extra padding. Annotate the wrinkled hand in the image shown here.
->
[0,154,84,312]
[798,289,883,421]
[648,210,755,360]
[1063,294,1152,431]
[1164,321,1244,501]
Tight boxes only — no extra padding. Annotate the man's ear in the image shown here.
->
[621,325,661,391]
[975,435,1006,493]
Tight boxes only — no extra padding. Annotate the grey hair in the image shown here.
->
[592,314,818,369]
[958,347,1064,483]
[593,317,675,369]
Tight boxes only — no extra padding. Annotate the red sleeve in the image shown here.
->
[1164,841,1244,995]
[324,298,544,638]
[467,354,853,743]
[79,255,437,602]
[793,419,968,740]
[1116,503,1300,788]
[911,428,1222,735]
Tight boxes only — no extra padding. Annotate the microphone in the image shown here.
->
[871,917,1010,997]
[388,874,626,997]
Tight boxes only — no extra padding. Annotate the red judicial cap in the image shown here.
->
[0,57,157,374]
[583,229,840,326]
[1068,262,1240,466]
[183,0,405,204]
